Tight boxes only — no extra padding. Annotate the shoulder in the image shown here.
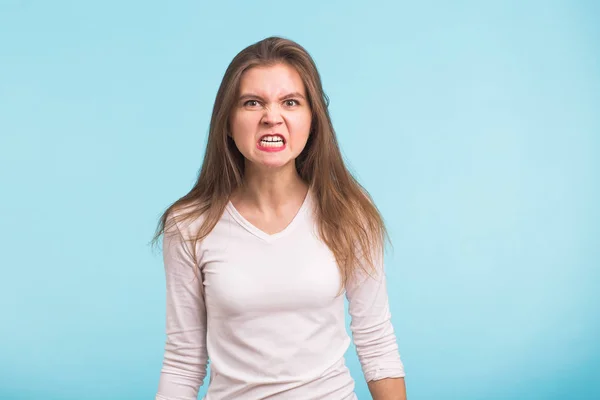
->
[164,201,209,243]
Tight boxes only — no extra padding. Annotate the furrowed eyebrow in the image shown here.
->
[238,92,306,102]
[280,92,306,100]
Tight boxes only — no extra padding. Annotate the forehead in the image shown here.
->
[238,63,306,96]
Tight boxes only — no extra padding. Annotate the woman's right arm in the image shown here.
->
[155,220,208,400]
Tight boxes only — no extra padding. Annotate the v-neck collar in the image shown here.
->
[226,190,312,243]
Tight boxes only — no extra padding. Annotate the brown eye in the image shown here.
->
[244,100,259,107]
[285,99,299,107]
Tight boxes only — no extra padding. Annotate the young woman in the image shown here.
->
[154,36,407,400]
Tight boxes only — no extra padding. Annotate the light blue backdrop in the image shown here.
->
[1,1,598,399]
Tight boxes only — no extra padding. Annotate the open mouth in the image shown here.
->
[258,134,285,148]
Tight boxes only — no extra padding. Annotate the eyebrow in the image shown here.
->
[238,92,307,102]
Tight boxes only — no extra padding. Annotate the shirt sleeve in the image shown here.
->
[345,246,406,382]
[156,219,209,400]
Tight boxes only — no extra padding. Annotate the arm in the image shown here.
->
[345,247,407,400]
[155,219,208,400]
[368,377,406,400]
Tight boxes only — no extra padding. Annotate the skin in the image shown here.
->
[368,377,407,400]
[228,62,311,234]
[229,63,407,399]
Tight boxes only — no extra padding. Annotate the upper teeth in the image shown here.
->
[261,135,283,142]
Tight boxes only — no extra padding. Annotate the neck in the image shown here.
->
[233,162,308,211]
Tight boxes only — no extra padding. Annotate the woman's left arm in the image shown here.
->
[345,245,407,400]
[368,377,407,400]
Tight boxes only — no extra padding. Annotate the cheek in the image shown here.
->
[230,114,256,142]
[288,112,312,140]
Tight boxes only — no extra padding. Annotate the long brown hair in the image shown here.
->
[152,36,389,291]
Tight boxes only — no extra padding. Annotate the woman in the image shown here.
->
[154,36,407,400]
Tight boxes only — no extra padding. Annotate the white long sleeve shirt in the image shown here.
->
[156,190,405,399]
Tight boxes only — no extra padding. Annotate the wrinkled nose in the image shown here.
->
[261,107,283,126]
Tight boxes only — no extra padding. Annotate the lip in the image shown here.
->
[256,141,286,152]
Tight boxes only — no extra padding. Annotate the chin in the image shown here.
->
[251,156,295,170]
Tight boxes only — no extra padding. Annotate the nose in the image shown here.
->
[261,106,283,126]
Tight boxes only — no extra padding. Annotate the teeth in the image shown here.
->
[260,135,283,142]
[259,135,284,147]
[260,140,284,148]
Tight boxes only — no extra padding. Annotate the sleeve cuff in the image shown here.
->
[364,363,406,382]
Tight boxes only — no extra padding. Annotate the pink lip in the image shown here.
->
[257,134,286,152]
[256,141,286,152]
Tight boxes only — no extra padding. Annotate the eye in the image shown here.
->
[243,100,260,107]
[284,99,299,107]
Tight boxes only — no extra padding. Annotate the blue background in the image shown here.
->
[1,1,598,399]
